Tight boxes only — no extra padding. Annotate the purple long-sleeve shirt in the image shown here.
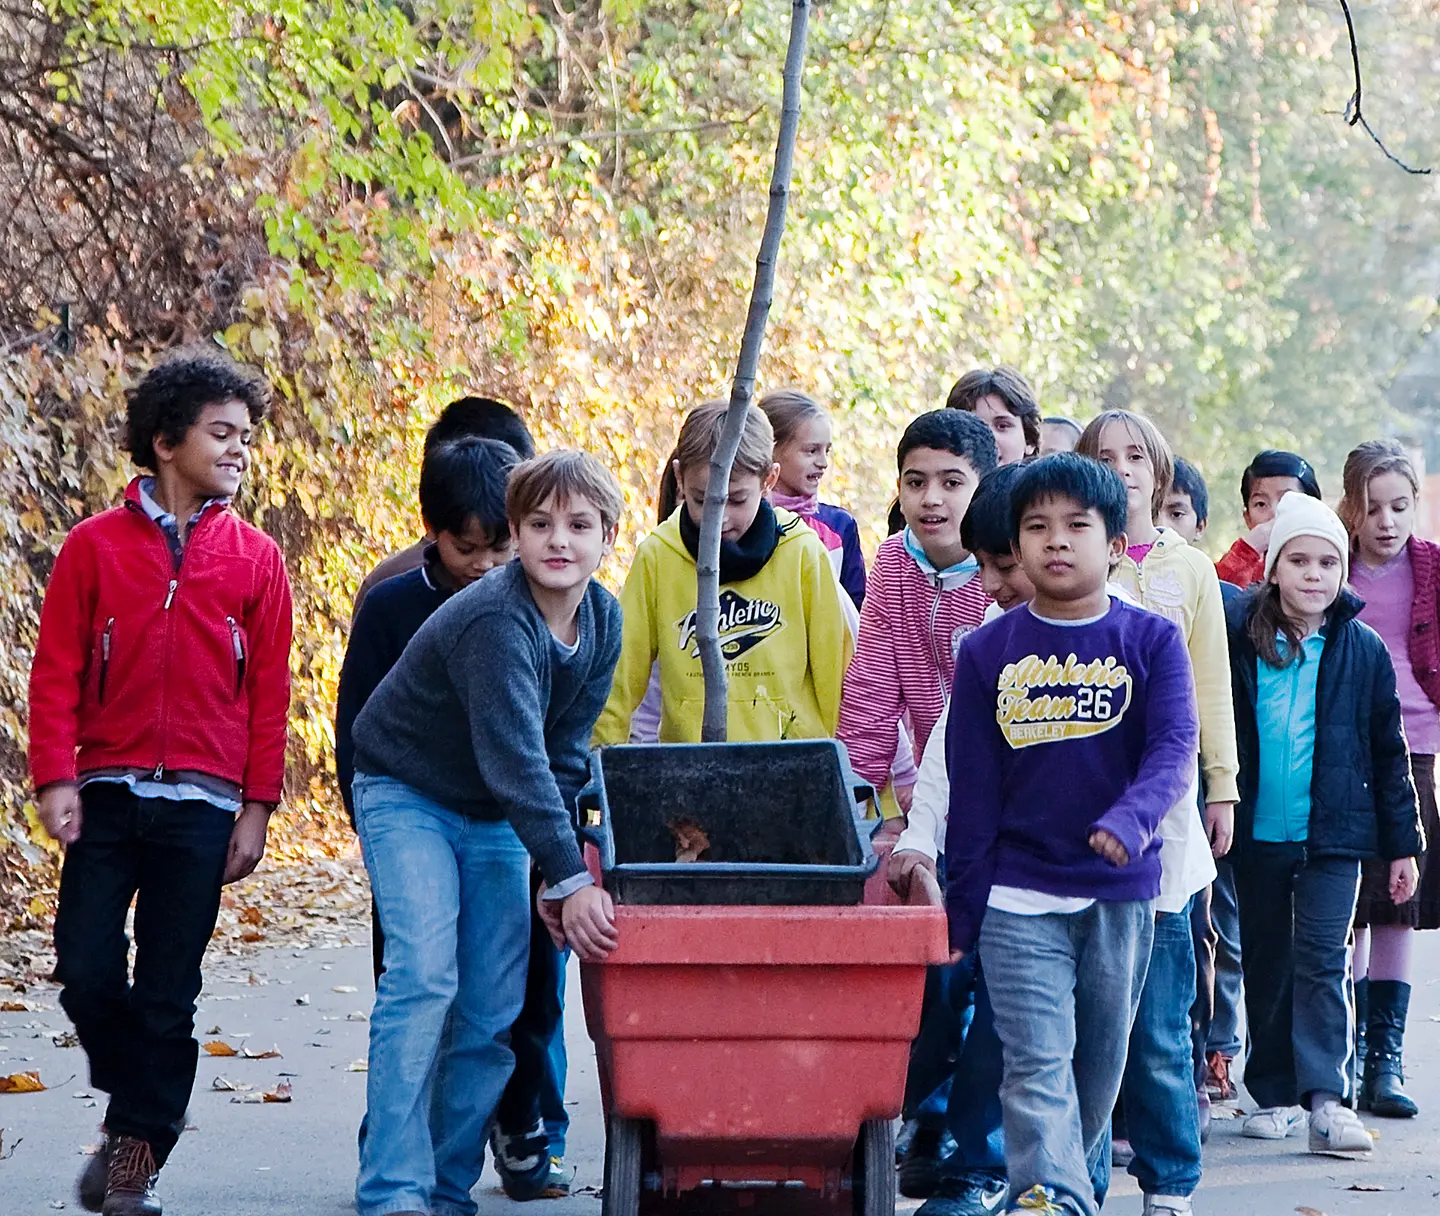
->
[944,597,1199,953]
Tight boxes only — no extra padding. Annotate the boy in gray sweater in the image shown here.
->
[350,450,623,1216]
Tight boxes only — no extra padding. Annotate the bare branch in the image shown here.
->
[1337,0,1432,175]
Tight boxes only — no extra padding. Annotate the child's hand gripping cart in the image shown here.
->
[578,741,950,1216]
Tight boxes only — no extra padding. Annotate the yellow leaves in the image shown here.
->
[203,1040,239,1057]
[0,1072,45,1093]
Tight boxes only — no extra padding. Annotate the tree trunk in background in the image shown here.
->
[696,0,811,742]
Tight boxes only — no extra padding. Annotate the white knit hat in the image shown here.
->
[1263,490,1349,582]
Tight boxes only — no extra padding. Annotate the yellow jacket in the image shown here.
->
[593,509,853,745]
[1112,528,1240,804]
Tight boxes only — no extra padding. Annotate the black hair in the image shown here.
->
[1240,449,1321,504]
[946,366,1042,455]
[1042,416,1083,439]
[424,396,535,458]
[1009,453,1128,543]
[961,462,1027,556]
[418,437,519,540]
[1171,457,1210,525]
[896,410,999,478]
[125,349,269,472]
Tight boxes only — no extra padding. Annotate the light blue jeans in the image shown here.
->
[1123,901,1202,1198]
[353,774,532,1216]
[980,900,1154,1216]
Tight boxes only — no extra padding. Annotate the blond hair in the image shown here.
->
[1339,439,1419,537]
[506,449,624,534]
[1077,409,1175,519]
[672,399,775,479]
[758,388,826,448]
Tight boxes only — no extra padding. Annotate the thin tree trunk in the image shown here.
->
[696,0,810,743]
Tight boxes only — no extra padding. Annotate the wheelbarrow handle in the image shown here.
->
[574,771,615,870]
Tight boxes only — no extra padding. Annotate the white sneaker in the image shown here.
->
[1242,1105,1307,1139]
[1308,1101,1374,1154]
[1142,1196,1193,1216]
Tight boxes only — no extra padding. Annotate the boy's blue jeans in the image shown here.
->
[353,774,532,1216]
[1207,860,1245,1058]
[1122,901,1203,1198]
[980,900,1154,1216]
[937,954,1006,1176]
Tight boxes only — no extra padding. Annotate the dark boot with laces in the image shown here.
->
[101,1135,162,1216]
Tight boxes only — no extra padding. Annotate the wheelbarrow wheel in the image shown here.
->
[851,1118,896,1216]
[603,1114,644,1216]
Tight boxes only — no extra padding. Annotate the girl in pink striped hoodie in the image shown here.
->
[838,410,998,811]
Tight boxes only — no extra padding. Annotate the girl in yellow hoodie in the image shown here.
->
[594,400,852,745]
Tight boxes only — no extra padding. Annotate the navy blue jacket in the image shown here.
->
[1226,588,1424,863]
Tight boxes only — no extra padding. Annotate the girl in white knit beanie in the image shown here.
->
[1227,490,1423,1157]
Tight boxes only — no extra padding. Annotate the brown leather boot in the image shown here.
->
[101,1135,162,1216]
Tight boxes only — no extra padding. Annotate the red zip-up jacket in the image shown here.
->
[28,479,294,803]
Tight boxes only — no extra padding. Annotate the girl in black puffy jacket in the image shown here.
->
[1225,492,1423,1158]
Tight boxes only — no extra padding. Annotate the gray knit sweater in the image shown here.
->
[353,560,621,887]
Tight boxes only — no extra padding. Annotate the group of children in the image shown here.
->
[25,348,1434,1216]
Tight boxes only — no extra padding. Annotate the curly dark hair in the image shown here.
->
[125,349,270,472]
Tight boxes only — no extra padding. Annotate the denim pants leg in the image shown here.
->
[940,953,1005,1177]
[1291,857,1361,1103]
[980,901,1154,1216]
[54,783,233,1165]
[903,962,963,1126]
[1123,903,1202,1197]
[354,775,531,1216]
[1189,885,1216,1085]
[1207,859,1244,1058]
[496,879,570,1154]
[542,947,571,1157]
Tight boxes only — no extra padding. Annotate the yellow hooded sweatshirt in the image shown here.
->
[593,508,853,745]
[1112,527,1240,805]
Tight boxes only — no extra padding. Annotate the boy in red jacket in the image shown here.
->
[28,351,294,1216]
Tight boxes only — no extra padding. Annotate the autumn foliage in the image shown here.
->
[1,0,1437,914]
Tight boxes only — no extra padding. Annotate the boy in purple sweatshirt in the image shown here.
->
[945,454,1199,1216]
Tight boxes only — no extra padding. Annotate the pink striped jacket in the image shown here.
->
[837,532,991,787]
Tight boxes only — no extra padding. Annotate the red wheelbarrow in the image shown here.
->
[580,858,947,1215]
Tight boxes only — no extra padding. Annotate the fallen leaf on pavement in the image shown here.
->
[1295,1208,1330,1216]
[0,1001,28,1012]
[211,1077,253,1093]
[294,994,310,1006]
[204,1025,223,1035]
[346,1059,368,1072]
[202,1040,238,1057]
[1208,1104,1240,1120]
[1346,1184,1385,1192]
[0,1071,45,1093]
[240,1045,282,1060]
[52,1031,78,1048]
[239,907,263,925]
[230,1081,292,1104]
[346,1011,368,1022]
[331,985,357,994]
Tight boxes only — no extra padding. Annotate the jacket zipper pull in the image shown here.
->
[164,579,178,610]
[153,762,165,780]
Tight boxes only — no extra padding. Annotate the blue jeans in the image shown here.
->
[354,775,532,1216]
[980,901,1154,1216]
[939,954,1005,1175]
[1207,860,1244,1058]
[1123,903,1202,1198]
[903,962,963,1126]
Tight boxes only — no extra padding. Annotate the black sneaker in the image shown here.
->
[490,1120,553,1201]
[897,1124,954,1200]
[917,1173,1008,1215]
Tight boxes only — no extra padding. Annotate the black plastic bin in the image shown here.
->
[576,740,880,906]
